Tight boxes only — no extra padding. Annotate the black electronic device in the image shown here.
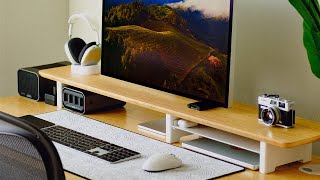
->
[101,0,235,108]
[45,93,57,106]
[62,87,126,114]
[187,101,221,111]
[17,61,70,101]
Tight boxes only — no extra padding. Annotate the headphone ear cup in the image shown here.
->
[78,42,101,66]
[65,38,86,64]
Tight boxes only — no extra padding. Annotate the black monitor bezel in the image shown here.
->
[101,0,234,108]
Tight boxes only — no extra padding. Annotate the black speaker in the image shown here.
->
[62,87,126,114]
[17,61,70,101]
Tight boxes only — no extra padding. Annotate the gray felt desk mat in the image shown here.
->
[36,110,244,180]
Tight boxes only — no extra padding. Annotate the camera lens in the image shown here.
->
[260,106,280,126]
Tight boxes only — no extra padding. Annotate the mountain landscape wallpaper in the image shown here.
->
[102,0,233,104]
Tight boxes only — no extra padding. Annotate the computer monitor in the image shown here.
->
[101,0,235,108]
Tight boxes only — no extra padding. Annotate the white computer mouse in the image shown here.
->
[142,153,182,172]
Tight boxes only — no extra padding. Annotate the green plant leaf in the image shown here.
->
[289,0,320,78]
[289,0,320,31]
[303,22,320,78]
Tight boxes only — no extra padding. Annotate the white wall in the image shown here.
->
[234,0,320,121]
[0,2,7,95]
[234,0,320,154]
[0,3,5,50]
[0,1,69,97]
[70,0,320,153]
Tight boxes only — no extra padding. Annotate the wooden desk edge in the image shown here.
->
[39,67,320,148]
[2,96,320,180]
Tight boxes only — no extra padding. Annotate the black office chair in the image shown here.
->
[0,111,65,180]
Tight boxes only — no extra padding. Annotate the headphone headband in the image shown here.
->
[68,13,100,45]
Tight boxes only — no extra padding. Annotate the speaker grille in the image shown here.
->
[0,134,47,180]
[18,70,39,100]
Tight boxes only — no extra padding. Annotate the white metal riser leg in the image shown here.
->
[166,114,191,143]
[56,81,65,110]
[259,142,312,173]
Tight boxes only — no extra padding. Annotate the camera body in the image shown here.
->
[258,94,295,128]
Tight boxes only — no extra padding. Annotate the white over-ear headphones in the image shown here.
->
[64,13,101,66]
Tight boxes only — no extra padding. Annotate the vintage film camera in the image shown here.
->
[258,94,295,128]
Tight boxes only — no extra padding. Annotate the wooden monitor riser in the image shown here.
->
[39,66,320,173]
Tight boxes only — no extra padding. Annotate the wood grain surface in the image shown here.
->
[1,96,320,179]
[39,66,320,148]
[0,96,163,180]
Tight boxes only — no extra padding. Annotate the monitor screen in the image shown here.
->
[101,0,234,107]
